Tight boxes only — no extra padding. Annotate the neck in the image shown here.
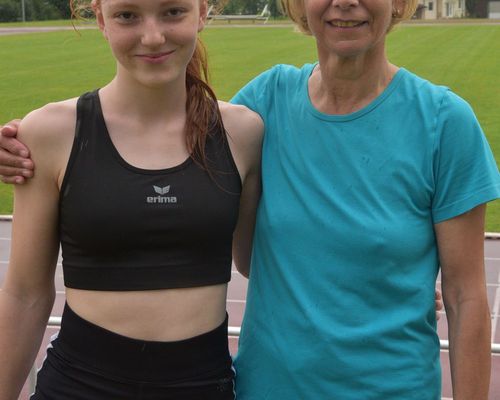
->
[101,70,188,123]
[310,44,397,115]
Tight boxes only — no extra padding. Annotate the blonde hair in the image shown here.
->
[279,0,418,35]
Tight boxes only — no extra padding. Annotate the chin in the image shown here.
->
[135,74,178,89]
[328,40,380,60]
[332,47,367,59]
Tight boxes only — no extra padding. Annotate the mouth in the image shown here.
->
[328,20,367,28]
[136,51,175,63]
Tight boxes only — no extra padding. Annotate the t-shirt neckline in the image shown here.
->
[303,63,407,122]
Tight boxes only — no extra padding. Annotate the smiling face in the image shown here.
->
[94,0,207,88]
[303,0,401,59]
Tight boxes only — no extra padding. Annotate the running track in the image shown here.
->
[0,219,499,398]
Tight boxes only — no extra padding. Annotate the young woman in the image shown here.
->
[0,0,262,398]
[1,0,479,398]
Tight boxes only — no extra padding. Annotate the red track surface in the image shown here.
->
[0,220,498,399]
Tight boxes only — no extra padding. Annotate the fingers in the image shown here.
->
[0,146,33,168]
[1,175,27,184]
[0,120,29,157]
[0,121,34,184]
[0,119,21,136]
[435,289,443,307]
[435,289,444,321]
[0,152,34,182]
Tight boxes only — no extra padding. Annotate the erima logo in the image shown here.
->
[154,185,170,195]
[147,185,177,204]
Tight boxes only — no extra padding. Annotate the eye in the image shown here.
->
[115,11,137,23]
[164,8,185,18]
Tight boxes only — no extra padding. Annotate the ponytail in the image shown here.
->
[185,37,225,170]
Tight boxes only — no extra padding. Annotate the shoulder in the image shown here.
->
[397,68,465,109]
[396,68,447,100]
[19,98,78,147]
[231,63,315,114]
[219,101,263,136]
[218,101,263,178]
[395,68,479,125]
[235,63,313,94]
[19,98,78,178]
[219,100,263,150]
[254,63,314,86]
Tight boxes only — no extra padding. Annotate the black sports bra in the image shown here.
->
[58,91,241,290]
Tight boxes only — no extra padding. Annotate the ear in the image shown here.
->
[392,0,405,17]
[198,0,208,32]
[92,0,108,39]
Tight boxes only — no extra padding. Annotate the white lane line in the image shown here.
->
[227,299,246,304]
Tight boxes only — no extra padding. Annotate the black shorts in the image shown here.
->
[31,303,235,400]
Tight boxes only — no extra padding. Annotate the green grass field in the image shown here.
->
[0,24,499,230]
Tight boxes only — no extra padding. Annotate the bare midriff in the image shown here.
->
[65,284,228,341]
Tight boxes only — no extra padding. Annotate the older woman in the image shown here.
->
[226,0,499,399]
[1,0,499,398]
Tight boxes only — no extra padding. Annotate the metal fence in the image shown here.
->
[26,316,500,393]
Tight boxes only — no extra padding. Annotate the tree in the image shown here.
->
[0,0,70,22]
[25,0,60,20]
[48,0,71,18]
[0,0,20,22]
[268,0,283,18]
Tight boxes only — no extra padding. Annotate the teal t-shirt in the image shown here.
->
[231,64,500,399]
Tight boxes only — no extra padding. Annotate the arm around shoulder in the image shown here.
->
[0,119,34,184]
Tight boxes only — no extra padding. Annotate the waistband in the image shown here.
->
[54,302,232,383]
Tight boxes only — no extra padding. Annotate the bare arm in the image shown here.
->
[232,165,261,278]
[0,104,73,398]
[435,204,491,400]
[220,102,263,278]
[0,120,34,184]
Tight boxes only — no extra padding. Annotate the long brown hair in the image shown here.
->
[185,37,225,170]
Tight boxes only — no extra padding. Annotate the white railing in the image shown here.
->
[27,317,500,394]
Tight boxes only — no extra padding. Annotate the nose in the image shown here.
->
[331,0,359,10]
[141,17,166,47]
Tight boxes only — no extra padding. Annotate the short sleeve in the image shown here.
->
[230,66,280,117]
[431,90,500,223]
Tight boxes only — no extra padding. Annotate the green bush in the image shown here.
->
[0,0,20,22]
[25,0,60,21]
[0,0,65,22]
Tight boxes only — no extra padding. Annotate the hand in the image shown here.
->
[0,120,34,184]
[435,289,443,321]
